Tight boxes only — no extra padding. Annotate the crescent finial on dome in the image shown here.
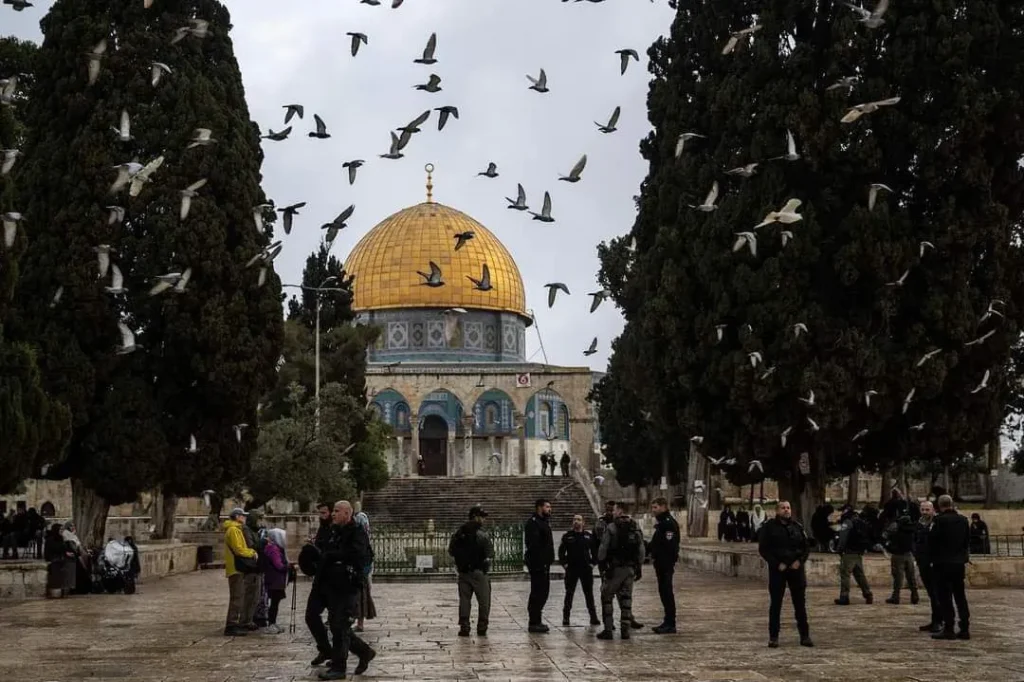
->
[425,163,435,203]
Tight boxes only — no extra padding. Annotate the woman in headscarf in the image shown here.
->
[750,504,767,541]
[60,522,90,594]
[970,513,991,555]
[353,503,376,632]
[262,528,289,634]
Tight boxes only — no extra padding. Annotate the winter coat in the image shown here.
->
[223,519,257,577]
[263,542,289,591]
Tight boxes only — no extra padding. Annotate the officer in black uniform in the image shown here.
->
[305,502,334,666]
[524,498,554,633]
[558,514,600,626]
[647,496,680,634]
[314,501,376,681]
[757,500,813,648]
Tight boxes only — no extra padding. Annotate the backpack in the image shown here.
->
[449,527,481,571]
[610,517,643,564]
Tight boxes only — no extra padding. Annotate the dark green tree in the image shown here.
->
[12,0,283,545]
[286,243,354,333]
[0,37,71,494]
[600,0,1024,523]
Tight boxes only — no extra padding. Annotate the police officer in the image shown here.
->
[314,501,376,681]
[596,502,644,640]
[524,498,554,633]
[884,511,919,604]
[757,500,813,648]
[834,505,874,605]
[558,514,600,626]
[647,497,680,634]
[448,504,494,637]
[304,503,334,667]
[593,501,643,631]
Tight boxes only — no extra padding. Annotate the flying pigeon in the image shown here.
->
[965,329,996,347]
[530,192,555,222]
[721,23,762,55]
[106,205,125,225]
[798,389,815,406]
[343,160,364,185]
[113,109,131,142]
[615,48,639,74]
[589,289,612,313]
[441,308,466,344]
[179,179,207,221]
[415,33,437,64]
[979,300,1005,323]
[916,348,942,367]
[558,155,587,183]
[544,282,570,307]
[725,162,758,177]
[4,1,34,11]
[1,211,22,248]
[733,232,757,256]
[792,322,808,338]
[468,264,492,291]
[908,423,926,432]
[806,417,820,432]
[748,351,762,368]
[754,199,802,228]
[128,156,164,197]
[867,183,892,211]
[104,263,127,295]
[920,241,935,258]
[262,127,292,141]
[902,388,915,414]
[309,114,331,139]
[398,110,431,135]
[116,322,140,355]
[715,324,727,342]
[506,184,528,211]
[748,459,764,474]
[886,270,910,287]
[826,75,859,91]
[453,231,474,250]
[584,337,598,356]
[186,434,199,453]
[770,130,800,162]
[417,261,444,287]
[149,268,191,296]
[415,74,442,92]
[675,132,705,158]
[478,162,498,178]
[0,75,17,106]
[970,369,991,394]
[595,106,621,133]
[852,429,869,442]
[86,39,107,86]
[187,128,216,149]
[841,96,901,123]
[251,203,273,233]
[277,202,306,235]
[689,181,719,212]
[347,32,368,57]
[49,286,63,308]
[864,390,878,406]
[846,0,890,28]
[170,19,210,45]
[321,204,355,243]
[149,61,172,87]
[435,106,459,130]
[527,68,549,93]
[780,426,792,448]
[0,148,20,175]
[283,104,304,124]
[380,130,409,159]
[781,231,794,247]
[94,245,115,278]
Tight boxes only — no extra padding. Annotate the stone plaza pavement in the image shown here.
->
[2,568,1024,682]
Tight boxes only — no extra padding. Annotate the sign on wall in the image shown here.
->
[415,555,434,570]
[515,373,532,388]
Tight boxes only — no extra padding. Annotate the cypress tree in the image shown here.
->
[601,0,1024,521]
[286,243,355,334]
[0,37,71,493]
[13,0,283,544]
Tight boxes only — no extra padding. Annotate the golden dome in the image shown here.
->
[345,177,528,317]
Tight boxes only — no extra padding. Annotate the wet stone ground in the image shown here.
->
[1,567,1024,682]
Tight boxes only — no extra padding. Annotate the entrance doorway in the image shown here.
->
[419,415,449,476]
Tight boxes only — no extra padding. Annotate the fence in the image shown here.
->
[988,535,1024,557]
[371,524,523,576]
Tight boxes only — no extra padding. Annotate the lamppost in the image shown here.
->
[282,275,341,432]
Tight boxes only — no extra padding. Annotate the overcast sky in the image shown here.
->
[4,0,674,371]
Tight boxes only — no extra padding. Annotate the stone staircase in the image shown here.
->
[363,476,594,531]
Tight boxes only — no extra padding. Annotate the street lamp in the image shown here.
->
[282,275,341,433]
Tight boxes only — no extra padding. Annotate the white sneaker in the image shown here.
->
[263,625,283,635]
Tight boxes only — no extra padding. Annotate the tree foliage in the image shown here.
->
[11,0,283,529]
[286,242,355,334]
[598,1,1024,511]
[0,36,71,493]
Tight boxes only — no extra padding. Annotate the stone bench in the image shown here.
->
[679,540,1024,588]
[0,542,199,601]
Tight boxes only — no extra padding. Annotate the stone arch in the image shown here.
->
[40,501,56,517]
[415,388,465,434]
[370,388,410,430]
[526,388,570,439]
[472,388,515,434]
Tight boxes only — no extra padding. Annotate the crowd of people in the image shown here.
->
[717,503,767,542]
[1,507,46,560]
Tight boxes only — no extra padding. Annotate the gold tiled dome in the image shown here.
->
[345,189,527,317]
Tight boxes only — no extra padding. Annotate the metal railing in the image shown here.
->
[370,524,523,575]
[985,535,1024,557]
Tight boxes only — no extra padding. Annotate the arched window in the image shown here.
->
[539,401,552,437]
[395,403,410,429]
[40,501,56,518]
[485,403,499,430]
[558,405,570,438]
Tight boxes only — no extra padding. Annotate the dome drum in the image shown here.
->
[358,308,527,364]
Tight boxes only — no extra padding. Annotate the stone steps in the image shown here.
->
[363,476,593,530]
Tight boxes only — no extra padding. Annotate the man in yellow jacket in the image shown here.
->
[224,508,259,636]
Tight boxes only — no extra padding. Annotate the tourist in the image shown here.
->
[596,501,644,640]
[718,505,737,542]
[353,503,376,632]
[222,507,258,637]
[969,513,990,555]
[558,514,599,626]
[913,501,942,633]
[524,498,554,633]
[559,452,571,477]
[929,495,971,640]
[306,502,335,666]
[315,501,376,680]
[751,504,767,541]
[448,504,493,637]
[245,510,269,629]
[834,505,873,605]
[262,528,289,635]
[883,511,919,605]
[736,504,751,542]
[757,500,813,648]
[647,497,680,634]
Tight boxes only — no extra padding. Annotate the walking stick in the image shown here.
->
[289,566,298,633]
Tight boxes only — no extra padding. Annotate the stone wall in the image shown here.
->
[679,541,1024,588]
[0,542,199,601]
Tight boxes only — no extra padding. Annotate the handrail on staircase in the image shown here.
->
[570,459,601,518]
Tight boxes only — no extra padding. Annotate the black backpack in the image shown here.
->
[610,517,643,564]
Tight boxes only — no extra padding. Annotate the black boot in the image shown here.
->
[353,649,376,675]
[885,596,899,605]
[596,629,613,640]
[563,610,571,627]
[834,597,850,605]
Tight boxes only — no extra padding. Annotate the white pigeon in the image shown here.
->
[187,128,216,149]
[721,23,761,55]
[201,490,215,507]
[747,351,762,368]
[725,162,758,177]
[902,388,915,414]
[186,434,199,453]
[792,322,808,338]
[690,181,719,212]
[733,231,757,256]
[864,390,878,407]
[908,423,926,432]
[593,475,605,486]
[171,19,210,45]
[916,348,941,367]
[965,329,995,347]
[675,132,705,158]
[770,129,800,161]
[845,0,890,28]
[867,183,892,211]
[754,199,803,228]
[826,76,860,91]
[150,61,172,86]
[441,307,467,344]
[149,269,190,296]
[94,245,114,278]
[116,322,140,355]
[0,148,20,175]
[919,241,935,258]
[233,424,248,442]
[251,203,273,233]
[781,231,794,247]
[179,178,207,221]
[886,270,910,287]
[690,435,704,444]
[798,389,815,406]
[1,211,22,248]
[852,429,869,442]
[104,263,127,294]
[970,369,991,394]
[841,96,901,123]
[979,300,1005,323]
[748,459,764,474]
[49,286,64,308]
[780,426,792,448]
[86,39,107,86]
[0,75,17,106]
[112,109,131,142]
[715,324,726,343]
[806,416,820,432]
[106,205,125,225]
[760,366,776,380]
